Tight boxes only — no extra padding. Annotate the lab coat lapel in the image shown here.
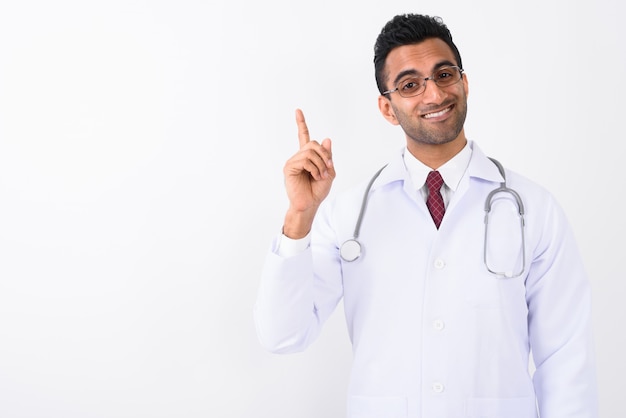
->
[446,142,504,215]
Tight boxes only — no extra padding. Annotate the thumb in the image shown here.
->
[321,138,335,175]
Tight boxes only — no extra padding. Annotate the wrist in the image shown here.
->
[283,207,317,239]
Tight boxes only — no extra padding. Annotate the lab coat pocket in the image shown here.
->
[348,395,407,418]
[465,396,537,418]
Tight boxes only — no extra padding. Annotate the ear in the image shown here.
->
[378,95,400,126]
[462,72,469,97]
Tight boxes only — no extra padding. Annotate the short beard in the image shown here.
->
[394,101,467,146]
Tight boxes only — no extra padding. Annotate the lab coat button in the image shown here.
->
[432,382,445,393]
[434,259,445,269]
[433,319,445,330]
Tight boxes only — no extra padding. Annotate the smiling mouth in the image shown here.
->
[422,105,453,119]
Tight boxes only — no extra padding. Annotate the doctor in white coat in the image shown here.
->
[254,13,598,418]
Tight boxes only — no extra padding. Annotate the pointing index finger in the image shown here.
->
[295,108,310,148]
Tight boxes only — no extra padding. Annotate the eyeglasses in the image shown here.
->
[382,66,464,98]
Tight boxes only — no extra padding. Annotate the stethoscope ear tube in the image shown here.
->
[484,158,527,278]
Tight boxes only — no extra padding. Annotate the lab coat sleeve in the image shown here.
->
[525,196,598,417]
[254,207,344,354]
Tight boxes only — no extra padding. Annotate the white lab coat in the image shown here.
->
[254,142,598,418]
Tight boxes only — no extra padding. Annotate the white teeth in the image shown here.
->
[424,106,451,119]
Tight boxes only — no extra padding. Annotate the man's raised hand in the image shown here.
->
[282,109,336,239]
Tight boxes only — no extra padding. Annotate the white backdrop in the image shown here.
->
[0,0,623,417]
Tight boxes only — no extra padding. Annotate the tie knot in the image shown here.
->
[426,170,444,193]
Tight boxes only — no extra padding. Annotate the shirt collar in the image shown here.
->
[402,141,472,191]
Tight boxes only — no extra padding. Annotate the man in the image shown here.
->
[254,13,597,418]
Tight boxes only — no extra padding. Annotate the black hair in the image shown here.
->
[374,14,463,94]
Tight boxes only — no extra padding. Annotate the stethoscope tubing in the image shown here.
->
[339,158,527,278]
[338,164,387,262]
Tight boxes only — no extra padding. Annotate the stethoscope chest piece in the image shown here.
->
[340,239,362,262]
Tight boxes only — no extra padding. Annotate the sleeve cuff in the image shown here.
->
[276,231,311,258]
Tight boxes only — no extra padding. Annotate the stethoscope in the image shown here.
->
[339,158,526,278]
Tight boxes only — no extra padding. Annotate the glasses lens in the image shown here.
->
[434,67,462,87]
[395,67,462,97]
[397,78,424,97]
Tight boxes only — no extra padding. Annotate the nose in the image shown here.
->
[421,77,445,103]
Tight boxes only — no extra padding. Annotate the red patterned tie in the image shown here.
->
[426,170,445,229]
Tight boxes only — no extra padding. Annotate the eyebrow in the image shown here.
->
[391,59,457,86]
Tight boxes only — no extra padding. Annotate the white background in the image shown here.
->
[0,0,623,417]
